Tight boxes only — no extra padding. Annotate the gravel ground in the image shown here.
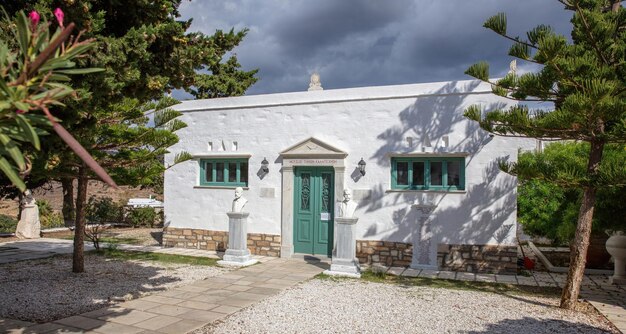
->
[198,279,617,334]
[0,253,229,323]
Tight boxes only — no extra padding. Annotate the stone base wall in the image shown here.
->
[357,240,518,274]
[162,227,281,256]
[437,244,518,274]
[356,240,413,267]
[163,229,517,273]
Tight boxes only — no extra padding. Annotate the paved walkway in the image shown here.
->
[0,238,225,263]
[0,239,624,333]
[0,256,327,333]
[0,238,95,263]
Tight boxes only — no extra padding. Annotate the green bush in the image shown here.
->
[126,207,160,227]
[37,200,64,229]
[40,212,64,229]
[517,143,626,245]
[86,196,124,224]
[36,200,53,217]
[0,214,17,233]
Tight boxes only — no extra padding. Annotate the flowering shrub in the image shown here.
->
[0,9,108,191]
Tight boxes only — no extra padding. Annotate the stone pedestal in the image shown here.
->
[324,217,360,278]
[410,204,438,270]
[218,212,258,267]
[15,192,41,240]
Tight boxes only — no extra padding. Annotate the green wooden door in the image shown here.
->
[294,167,334,256]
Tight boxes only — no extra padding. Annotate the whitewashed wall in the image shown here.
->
[164,80,535,247]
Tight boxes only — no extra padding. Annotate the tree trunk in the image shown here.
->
[560,140,604,309]
[17,192,24,221]
[72,165,88,273]
[61,177,75,227]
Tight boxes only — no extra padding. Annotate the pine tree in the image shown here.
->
[465,0,626,309]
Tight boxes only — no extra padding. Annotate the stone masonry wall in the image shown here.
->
[162,227,280,256]
[163,228,517,273]
[437,244,518,274]
[356,240,413,267]
[356,240,518,274]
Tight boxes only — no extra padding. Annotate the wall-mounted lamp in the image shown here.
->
[358,158,366,176]
[261,157,269,173]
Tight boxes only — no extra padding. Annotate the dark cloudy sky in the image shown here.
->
[178,0,573,96]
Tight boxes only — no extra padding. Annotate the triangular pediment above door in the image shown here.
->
[280,137,347,158]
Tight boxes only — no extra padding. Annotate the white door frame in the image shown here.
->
[278,137,347,258]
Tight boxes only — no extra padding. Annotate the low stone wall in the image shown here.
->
[437,244,518,274]
[356,240,413,267]
[247,234,281,257]
[356,240,518,274]
[162,227,281,256]
[163,229,517,273]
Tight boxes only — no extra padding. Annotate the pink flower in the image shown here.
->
[54,8,64,27]
[28,11,40,27]
[16,110,26,114]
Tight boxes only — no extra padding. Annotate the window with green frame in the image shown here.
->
[391,157,465,191]
[200,159,248,187]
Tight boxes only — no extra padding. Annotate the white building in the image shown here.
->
[164,79,534,273]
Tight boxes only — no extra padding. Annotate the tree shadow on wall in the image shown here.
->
[361,159,517,247]
[358,81,518,262]
[372,80,506,167]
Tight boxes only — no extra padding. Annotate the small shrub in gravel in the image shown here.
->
[85,197,125,250]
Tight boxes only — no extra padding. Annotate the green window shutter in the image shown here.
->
[412,161,425,187]
[240,162,248,184]
[390,157,465,191]
[199,158,249,187]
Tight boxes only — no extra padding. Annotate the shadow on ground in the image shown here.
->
[303,255,331,270]
[465,316,614,334]
[0,252,181,324]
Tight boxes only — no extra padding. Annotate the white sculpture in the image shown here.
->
[15,190,41,239]
[308,72,323,91]
[338,189,357,218]
[231,187,248,213]
[508,59,517,75]
[220,186,257,267]
[325,188,361,278]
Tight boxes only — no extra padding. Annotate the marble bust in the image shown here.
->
[308,72,323,91]
[338,189,357,218]
[231,187,248,213]
[15,190,41,239]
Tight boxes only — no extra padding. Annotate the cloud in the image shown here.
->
[178,0,574,96]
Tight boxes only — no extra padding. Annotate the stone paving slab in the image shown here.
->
[475,274,496,283]
[438,271,457,280]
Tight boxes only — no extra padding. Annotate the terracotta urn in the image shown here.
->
[606,232,626,285]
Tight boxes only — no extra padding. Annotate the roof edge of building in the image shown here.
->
[174,79,494,112]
